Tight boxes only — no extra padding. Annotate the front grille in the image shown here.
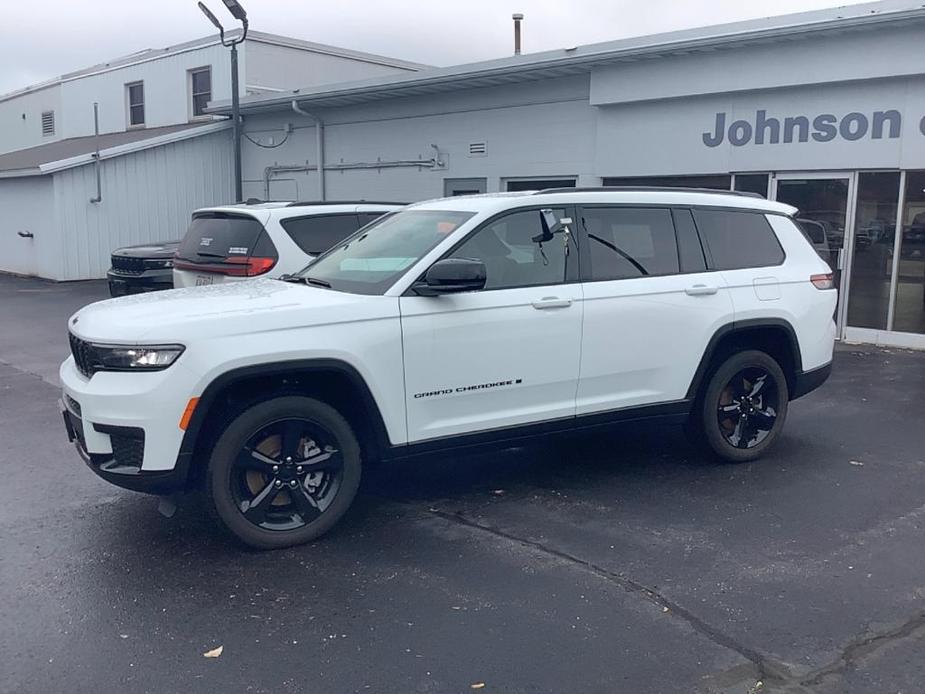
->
[111,255,146,274]
[110,433,145,469]
[68,332,96,378]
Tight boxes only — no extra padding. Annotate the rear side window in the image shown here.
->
[694,209,785,270]
[281,214,365,256]
[581,207,680,280]
[671,209,707,273]
[178,213,267,261]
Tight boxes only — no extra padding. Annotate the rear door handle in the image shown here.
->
[532,297,573,310]
[685,284,718,296]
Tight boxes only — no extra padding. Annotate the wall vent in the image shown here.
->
[468,141,487,157]
[41,111,55,136]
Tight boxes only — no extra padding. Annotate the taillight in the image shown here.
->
[173,256,277,277]
[810,273,835,290]
[224,256,277,277]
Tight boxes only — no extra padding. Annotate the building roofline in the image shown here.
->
[211,0,925,114]
[0,29,426,105]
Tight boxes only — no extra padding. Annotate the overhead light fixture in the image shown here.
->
[221,0,248,21]
[198,1,224,32]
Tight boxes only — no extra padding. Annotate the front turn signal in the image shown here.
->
[179,397,200,431]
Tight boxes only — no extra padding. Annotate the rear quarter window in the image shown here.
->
[693,209,785,270]
[281,214,366,256]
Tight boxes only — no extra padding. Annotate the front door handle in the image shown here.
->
[685,284,719,296]
[532,297,573,310]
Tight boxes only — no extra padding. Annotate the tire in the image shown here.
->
[206,395,362,549]
[697,350,789,463]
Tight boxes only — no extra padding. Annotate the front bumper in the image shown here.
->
[59,357,194,494]
[107,268,173,297]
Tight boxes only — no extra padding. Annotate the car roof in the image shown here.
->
[410,188,798,216]
[193,201,406,218]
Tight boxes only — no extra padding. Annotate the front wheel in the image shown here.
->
[698,350,789,463]
[206,396,362,549]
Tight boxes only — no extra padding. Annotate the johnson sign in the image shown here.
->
[702,109,913,147]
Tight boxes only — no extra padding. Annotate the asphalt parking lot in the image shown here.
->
[2,273,925,694]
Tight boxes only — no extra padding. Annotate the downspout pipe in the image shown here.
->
[291,100,325,201]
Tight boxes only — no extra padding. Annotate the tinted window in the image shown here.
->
[581,207,679,280]
[672,209,707,273]
[797,219,826,244]
[694,209,785,270]
[448,208,573,289]
[282,214,362,256]
[299,210,474,295]
[178,214,266,261]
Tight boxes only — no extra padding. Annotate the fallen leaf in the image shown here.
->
[471,684,486,690]
[203,646,224,658]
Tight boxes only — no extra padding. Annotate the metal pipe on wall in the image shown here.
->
[291,101,325,201]
[89,103,102,204]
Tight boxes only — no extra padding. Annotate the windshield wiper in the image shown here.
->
[304,276,331,288]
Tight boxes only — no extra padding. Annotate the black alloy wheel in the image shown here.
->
[699,350,789,463]
[207,396,362,549]
[715,367,780,450]
[232,418,343,531]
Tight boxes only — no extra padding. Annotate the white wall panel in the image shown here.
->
[51,129,234,280]
[0,85,63,154]
[0,177,55,276]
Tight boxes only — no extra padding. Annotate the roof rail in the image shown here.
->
[286,200,408,207]
[534,186,764,199]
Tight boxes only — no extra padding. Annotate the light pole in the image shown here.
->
[198,0,248,203]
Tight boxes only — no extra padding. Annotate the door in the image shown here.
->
[575,206,733,413]
[444,178,487,197]
[772,172,856,332]
[400,207,582,442]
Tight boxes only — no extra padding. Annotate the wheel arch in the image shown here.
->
[177,359,393,488]
[686,319,803,401]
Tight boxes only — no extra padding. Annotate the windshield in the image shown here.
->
[295,209,475,294]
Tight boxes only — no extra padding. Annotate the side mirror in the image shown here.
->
[413,258,486,296]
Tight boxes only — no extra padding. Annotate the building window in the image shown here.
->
[126,82,145,127]
[733,173,770,198]
[603,174,732,190]
[505,178,577,192]
[41,111,55,136]
[892,170,925,335]
[189,67,212,118]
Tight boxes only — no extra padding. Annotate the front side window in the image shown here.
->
[447,208,573,290]
[127,82,145,126]
[694,209,785,270]
[298,210,474,295]
[581,207,680,280]
[190,68,212,117]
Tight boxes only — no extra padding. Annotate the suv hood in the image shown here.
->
[111,241,180,259]
[69,279,393,343]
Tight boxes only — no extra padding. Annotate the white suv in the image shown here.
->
[60,188,836,549]
[172,201,404,287]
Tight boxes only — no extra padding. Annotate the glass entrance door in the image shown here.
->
[772,173,856,334]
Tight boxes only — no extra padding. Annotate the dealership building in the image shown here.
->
[216,0,925,349]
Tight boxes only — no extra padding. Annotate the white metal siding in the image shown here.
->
[245,41,416,92]
[0,84,63,155]
[51,128,234,280]
[0,177,55,277]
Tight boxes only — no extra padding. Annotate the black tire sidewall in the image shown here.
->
[207,396,362,549]
[700,350,789,463]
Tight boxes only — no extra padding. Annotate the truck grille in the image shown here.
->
[110,256,146,275]
[68,332,96,378]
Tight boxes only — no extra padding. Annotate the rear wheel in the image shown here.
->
[698,350,789,463]
[206,396,361,549]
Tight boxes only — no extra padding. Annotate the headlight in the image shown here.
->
[92,344,185,371]
[143,259,174,269]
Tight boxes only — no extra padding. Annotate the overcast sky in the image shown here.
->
[0,0,872,94]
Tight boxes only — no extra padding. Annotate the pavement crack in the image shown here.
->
[799,610,925,687]
[427,507,793,686]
